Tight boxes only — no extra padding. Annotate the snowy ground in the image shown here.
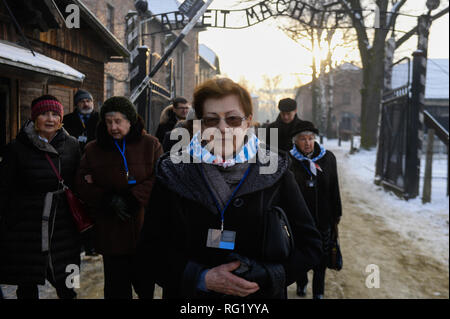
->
[324,138,449,267]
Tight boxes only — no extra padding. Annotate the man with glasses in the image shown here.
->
[266,98,305,153]
[155,97,190,143]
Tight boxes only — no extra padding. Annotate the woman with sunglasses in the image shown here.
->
[138,77,322,299]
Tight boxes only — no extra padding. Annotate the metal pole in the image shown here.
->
[130,0,214,103]
[422,129,434,203]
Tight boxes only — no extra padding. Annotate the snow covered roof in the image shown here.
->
[392,59,449,100]
[337,62,361,71]
[0,41,85,82]
[148,0,181,15]
[199,44,217,69]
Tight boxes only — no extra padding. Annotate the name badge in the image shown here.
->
[78,136,88,143]
[128,174,137,185]
[206,229,236,250]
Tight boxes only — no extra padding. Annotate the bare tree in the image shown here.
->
[338,0,448,148]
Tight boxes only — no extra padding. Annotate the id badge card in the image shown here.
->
[127,174,137,185]
[206,229,236,250]
[78,135,88,143]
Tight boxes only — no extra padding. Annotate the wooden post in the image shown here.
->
[422,129,435,204]
[350,134,354,154]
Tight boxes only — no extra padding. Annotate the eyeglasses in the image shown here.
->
[174,106,190,111]
[202,116,248,128]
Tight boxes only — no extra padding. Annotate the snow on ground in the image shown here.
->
[323,138,449,266]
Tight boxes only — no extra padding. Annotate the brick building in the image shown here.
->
[81,0,206,102]
[295,63,362,139]
[0,0,129,150]
[198,43,220,84]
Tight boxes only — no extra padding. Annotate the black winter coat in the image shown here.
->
[266,115,305,152]
[137,150,323,299]
[63,110,99,152]
[0,121,81,285]
[155,108,178,143]
[289,142,342,231]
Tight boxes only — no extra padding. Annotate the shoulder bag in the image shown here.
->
[45,153,93,233]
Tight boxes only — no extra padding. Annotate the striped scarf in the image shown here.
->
[187,131,259,168]
[290,144,326,176]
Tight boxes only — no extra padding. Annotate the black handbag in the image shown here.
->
[261,185,295,262]
[328,224,343,271]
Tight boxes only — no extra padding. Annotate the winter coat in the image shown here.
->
[75,116,163,255]
[63,110,100,152]
[266,115,305,152]
[137,149,323,299]
[0,121,81,285]
[155,105,179,143]
[289,142,342,251]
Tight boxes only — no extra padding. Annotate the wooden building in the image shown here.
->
[0,0,129,151]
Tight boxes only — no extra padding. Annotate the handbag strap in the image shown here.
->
[44,153,66,188]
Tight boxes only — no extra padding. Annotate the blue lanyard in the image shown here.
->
[114,139,129,177]
[200,165,252,232]
[299,160,314,178]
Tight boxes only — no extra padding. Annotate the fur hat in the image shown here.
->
[100,96,138,124]
[278,98,297,112]
[291,120,319,138]
[31,95,64,121]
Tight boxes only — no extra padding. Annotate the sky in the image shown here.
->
[199,0,449,90]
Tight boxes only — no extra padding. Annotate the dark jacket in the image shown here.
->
[75,116,163,255]
[137,150,323,299]
[266,115,304,152]
[0,121,81,285]
[155,105,178,143]
[289,142,342,231]
[63,110,100,151]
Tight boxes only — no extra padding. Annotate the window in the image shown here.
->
[342,91,351,105]
[106,76,114,99]
[107,4,115,33]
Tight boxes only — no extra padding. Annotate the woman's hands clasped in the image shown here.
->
[204,261,260,297]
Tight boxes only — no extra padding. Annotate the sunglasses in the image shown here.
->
[202,116,248,128]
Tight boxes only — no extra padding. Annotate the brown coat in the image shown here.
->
[75,119,162,255]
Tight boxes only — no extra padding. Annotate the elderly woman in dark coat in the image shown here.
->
[289,121,342,299]
[0,95,81,299]
[75,96,162,299]
[138,78,323,299]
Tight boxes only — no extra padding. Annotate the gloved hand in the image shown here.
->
[109,194,132,221]
[226,253,269,290]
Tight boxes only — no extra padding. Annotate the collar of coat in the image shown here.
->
[18,120,68,155]
[155,146,289,215]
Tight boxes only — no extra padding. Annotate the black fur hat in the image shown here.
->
[100,96,138,125]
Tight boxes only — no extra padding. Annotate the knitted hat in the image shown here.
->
[291,120,319,138]
[74,89,93,105]
[31,95,64,121]
[278,98,297,112]
[100,96,138,124]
